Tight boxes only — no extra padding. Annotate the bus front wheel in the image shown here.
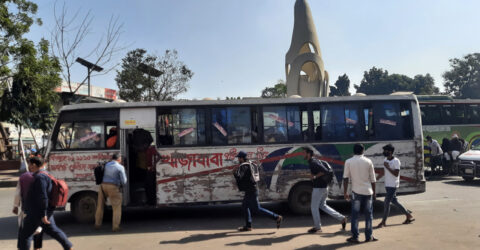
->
[71,192,98,223]
[288,183,312,215]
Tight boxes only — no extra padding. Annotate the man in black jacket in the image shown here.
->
[304,147,347,233]
[233,151,283,231]
[17,157,73,250]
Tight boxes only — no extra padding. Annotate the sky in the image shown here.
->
[26,0,480,99]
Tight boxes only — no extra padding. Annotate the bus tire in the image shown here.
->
[288,183,312,215]
[71,192,98,223]
[462,176,474,181]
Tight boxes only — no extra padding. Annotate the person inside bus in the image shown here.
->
[106,127,118,148]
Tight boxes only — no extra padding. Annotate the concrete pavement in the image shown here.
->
[0,176,479,249]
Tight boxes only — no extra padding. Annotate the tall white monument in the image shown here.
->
[285,0,329,97]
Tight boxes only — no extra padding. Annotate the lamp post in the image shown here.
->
[138,63,162,101]
[75,57,103,96]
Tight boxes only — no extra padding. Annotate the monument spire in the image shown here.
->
[285,0,329,97]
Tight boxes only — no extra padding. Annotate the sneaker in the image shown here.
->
[307,227,322,233]
[346,237,360,244]
[365,236,379,242]
[276,215,283,229]
[237,226,252,232]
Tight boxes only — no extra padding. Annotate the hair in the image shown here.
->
[426,135,432,140]
[28,156,44,167]
[303,147,313,156]
[382,144,395,153]
[112,154,119,160]
[353,144,365,155]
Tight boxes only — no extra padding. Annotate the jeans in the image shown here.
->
[17,211,72,250]
[351,192,373,240]
[311,188,345,229]
[382,187,409,222]
[243,190,278,227]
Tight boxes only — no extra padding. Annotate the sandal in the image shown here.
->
[403,218,415,224]
[276,215,283,229]
[341,217,347,230]
[237,226,252,232]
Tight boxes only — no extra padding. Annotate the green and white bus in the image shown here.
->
[419,95,480,165]
[45,95,425,222]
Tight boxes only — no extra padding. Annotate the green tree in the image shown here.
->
[355,67,439,95]
[261,80,287,98]
[329,74,351,96]
[443,53,480,98]
[0,0,40,82]
[116,49,193,102]
[0,39,62,131]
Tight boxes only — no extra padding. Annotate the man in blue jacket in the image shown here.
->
[17,157,73,250]
[95,154,127,232]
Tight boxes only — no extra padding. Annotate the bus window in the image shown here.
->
[321,105,346,141]
[301,110,309,141]
[71,122,105,149]
[420,104,441,125]
[263,106,287,143]
[374,102,412,140]
[400,102,413,138]
[157,112,174,145]
[211,107,251,145]
[344,106,363,140]
[286,106,303,142]
[105,124,118,149]
[55,123,74,149]
[172,109,205,146]
[363,107,375,138]
[313,109,321,140]
[251,107,260,143]
[467,104,480,123]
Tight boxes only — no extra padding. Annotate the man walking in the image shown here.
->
[233,151,283,231]
[377,144,414,228]
[303,147,347,233]
[95,154,127,232]
[343,144,377,243]
[17,157,73,250]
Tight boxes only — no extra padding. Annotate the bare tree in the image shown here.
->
[50,1,125,94]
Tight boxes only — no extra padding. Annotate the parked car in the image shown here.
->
[458,144,480,181]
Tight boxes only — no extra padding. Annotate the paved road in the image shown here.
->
[0,176,479,249]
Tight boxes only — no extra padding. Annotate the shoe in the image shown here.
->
[112,227,122,232]
[307,227,321,233]
[376,222,386,228]
[276,215,283,229]
[346,237,360,244]
[365,236,378,242]
[341,217,347,230]
[403,218,415,224]
[237,226,252,232]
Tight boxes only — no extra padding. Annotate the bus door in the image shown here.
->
[120,108,157,206]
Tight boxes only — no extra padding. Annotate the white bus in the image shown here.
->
[45,95,425,222]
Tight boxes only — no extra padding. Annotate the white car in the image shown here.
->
[458,145,480,181]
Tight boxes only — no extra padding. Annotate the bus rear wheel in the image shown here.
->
[288,183,312,215]
[72,192,98,223]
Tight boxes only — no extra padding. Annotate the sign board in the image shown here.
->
[120,108,156,129]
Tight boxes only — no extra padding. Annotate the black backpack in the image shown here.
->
[319,161,334,185]
[94,161,107,185]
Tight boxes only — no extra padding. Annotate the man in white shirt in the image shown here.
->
[377,144,414,228]
[343,144,377,243]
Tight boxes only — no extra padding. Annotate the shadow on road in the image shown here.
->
[443,179,480,187]
[0,199,411,241]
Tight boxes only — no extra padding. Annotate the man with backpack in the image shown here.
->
[233,151,283,231]
[17,156,73,250]
[303,147,347,233]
